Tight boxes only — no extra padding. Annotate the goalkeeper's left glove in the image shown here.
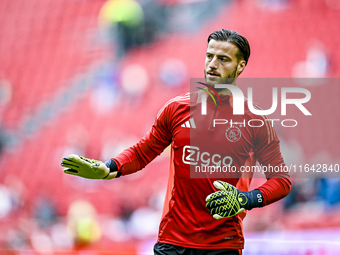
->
[206,180,263,219]
[61,154,118,180]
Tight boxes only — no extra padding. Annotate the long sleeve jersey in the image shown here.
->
[112,91,291,249]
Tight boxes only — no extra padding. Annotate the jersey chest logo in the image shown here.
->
[225,126,241,142]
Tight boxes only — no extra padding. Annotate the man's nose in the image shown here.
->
[208,56,218,69]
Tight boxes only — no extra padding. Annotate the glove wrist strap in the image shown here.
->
[244,190,263,210]
[104,159,121,179]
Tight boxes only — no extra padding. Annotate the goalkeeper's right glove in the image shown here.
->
[61,154,118,180]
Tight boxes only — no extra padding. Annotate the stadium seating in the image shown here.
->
[0,0,340,252]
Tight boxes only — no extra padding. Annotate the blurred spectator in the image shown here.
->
[121,64,149,98]
[0,177,25,219]
[103,217,130,242]
[0,76,12,157]
[99,0,145,60]
[159,58,188,87]
[283,178,329,210]
[317,178,340,206]
[128,190,164,239]
[166,0,229,33]
[67,200,102,248]
[30,230,54,254]
[6,227,30,251]
[0,184,13,218]
[50,223,74,250]
[284,177,340,212]
[129,206,161,239]
[4,175,26,214]
[33,196,58,229]
[0,126,5,159]
[90,63,120,115]
[293,41,330,79]
[140,0,167,44]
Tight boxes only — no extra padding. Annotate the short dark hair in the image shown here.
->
[208,29,250,65]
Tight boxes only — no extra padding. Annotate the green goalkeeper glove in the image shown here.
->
[206,180,263,219]
[61,154,117,180]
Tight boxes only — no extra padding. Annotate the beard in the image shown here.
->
[204,67,238,90]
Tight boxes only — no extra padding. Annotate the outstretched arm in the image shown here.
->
[62,100,174,179]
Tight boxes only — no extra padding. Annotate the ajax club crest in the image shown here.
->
[226,126,242,142]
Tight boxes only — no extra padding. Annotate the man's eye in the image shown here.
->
[220,58,227,62]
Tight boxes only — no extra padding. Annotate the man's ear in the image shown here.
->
[237,60,246,76]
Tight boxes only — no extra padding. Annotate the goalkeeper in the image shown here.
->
[62,29,291,255]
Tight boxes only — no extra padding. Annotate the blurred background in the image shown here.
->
[0,0,340,254]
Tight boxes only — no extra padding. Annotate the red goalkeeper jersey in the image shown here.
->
[113,92,291,249]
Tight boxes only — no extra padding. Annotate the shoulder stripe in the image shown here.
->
[156,94,190,119]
